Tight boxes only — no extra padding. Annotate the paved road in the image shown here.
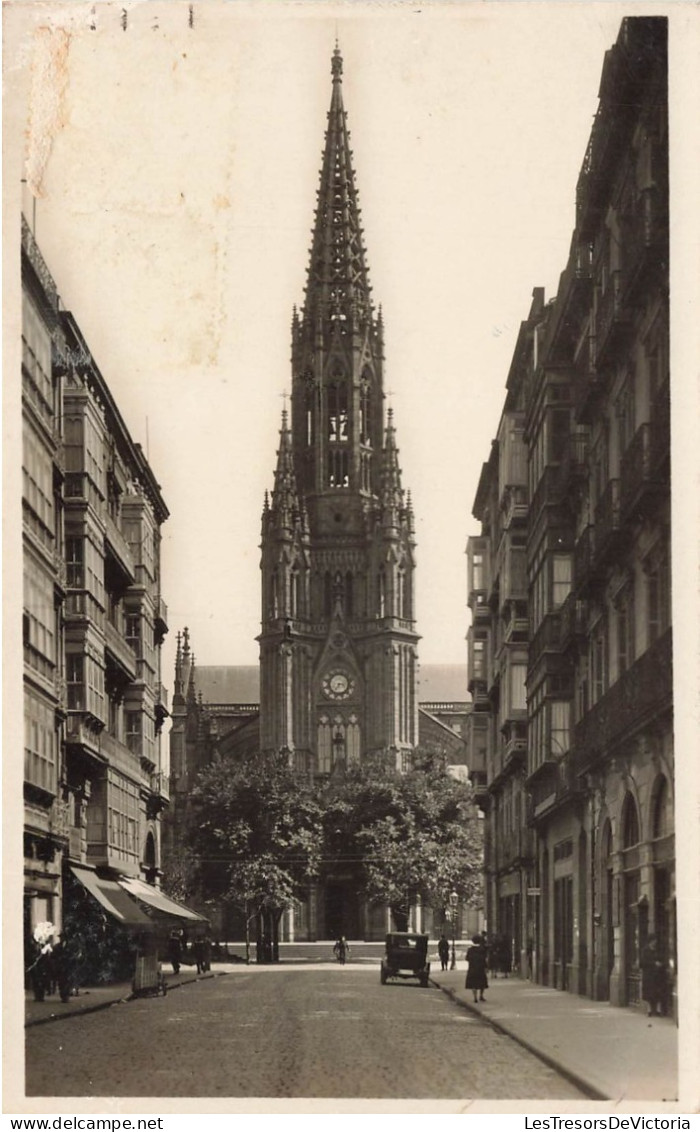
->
[26,965,585,1100]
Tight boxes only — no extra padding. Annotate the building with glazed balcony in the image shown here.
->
[467,17,671,1008]
[467,289,545,976]
[22,215,171,951]
[22,216,67,944]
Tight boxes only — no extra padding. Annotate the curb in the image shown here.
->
[430,977,608,1103]
[25,971,223,1029]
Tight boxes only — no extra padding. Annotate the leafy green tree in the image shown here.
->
[184,750,324,961]
[323,748,483,931]
[160,843,199,906]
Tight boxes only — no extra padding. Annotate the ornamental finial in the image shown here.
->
[332,41,343,81]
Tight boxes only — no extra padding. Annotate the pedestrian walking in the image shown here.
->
[168,930,182,975]
[53,931,83,1002]
[465,933,488,1003]
[333,936,349,964]
[194,937,206,974]
[497,933,512,978]
[437,933,450,971]
[641,936,668,1017]
[27,921,56,1002]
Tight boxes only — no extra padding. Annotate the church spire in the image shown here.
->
[379,407,405,515]
[270,409,299,524]
[301,45,373,330]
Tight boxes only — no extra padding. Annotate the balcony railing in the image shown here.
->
[100,729,126,763]
[154,595,168,642]
[64,472,104,515]
[104,513,136,584]
[573,628,672,774]
[22,215,59,314]
[66,712,104,756]
[470,594,491,624]
[104,621,137,682]
[557,433,589,494]
[529,466,562,524]
[529,612,562,665]
[559,593,588,649]
[573,332,603,423]
[624,189,667,302]
[594,479,622,565]
[596,271,630,364]
[620,424,666,522]
[502,548,528,604]
[503,604,529,644]
[150,771,170,801]
[501,484,528,529]
[574,525,595,593]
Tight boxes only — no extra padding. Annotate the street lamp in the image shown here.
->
[449,890,458,971]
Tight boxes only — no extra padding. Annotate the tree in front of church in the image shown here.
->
[185,750,324,962]
[323,747,483,932]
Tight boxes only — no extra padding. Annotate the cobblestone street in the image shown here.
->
[26,966,585,1100]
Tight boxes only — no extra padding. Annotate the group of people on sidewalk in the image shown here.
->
[26,922,84,1003]
[167,930,212,975]
[441,930,672,1018]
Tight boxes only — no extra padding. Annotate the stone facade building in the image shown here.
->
[167,646,469,942]
[22,216,67,942]
[22,215,171,950]
[467,17,671,1007]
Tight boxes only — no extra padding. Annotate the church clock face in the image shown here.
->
[322,670,355,701]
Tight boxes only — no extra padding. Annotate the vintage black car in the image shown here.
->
[380,932,431,987]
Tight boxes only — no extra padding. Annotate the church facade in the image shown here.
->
[166,48,472,943]
[258,46,419,784]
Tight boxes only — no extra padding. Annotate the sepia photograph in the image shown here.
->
[3,0,699,1116]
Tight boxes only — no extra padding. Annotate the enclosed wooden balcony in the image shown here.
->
[559,593,588,651]
[529,612,563,667]
[572,628,672,775]
[105,620,138,683]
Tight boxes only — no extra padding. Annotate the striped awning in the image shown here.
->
[71,866,155,931]
[117,876,209,927]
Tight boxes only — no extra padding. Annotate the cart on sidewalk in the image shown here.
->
[132,938,167,998]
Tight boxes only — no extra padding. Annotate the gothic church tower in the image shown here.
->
[259,46,419,775]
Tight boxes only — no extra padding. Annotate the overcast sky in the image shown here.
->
[7,1,656,691]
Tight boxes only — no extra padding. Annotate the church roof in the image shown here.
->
[194,666,260,705]
[417,664,468,704]
[192,663,466,707]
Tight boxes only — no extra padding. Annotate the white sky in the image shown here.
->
[3,2,663,689]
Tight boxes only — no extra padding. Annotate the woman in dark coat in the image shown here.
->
[465,934,488,1003]
[641,937,668,1017]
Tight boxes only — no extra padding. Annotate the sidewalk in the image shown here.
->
[25,967,224,1028]
[429,969,677,1103]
